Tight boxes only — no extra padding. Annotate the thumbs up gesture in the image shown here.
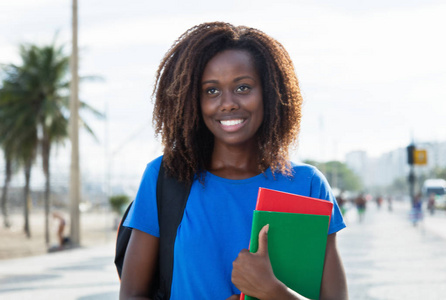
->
[231,224,283,299]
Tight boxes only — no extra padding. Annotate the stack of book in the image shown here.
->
[241,188,333,300]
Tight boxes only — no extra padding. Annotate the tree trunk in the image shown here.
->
[1,158,12,228]
[23,158,32,238]
[42,138,51,245]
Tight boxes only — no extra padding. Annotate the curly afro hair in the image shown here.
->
[153,22,303,183]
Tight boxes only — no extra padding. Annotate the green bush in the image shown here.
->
[109,194,130,215]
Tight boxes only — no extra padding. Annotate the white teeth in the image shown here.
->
[220,119,243,126]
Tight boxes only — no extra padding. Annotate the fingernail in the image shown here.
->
[265,224,269,234]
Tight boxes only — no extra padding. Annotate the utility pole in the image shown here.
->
[319,115,326,174]
[69,0,81,246]
[407,144,415,207]
[333,141,338,190]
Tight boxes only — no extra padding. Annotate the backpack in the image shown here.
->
[114,161,192,300]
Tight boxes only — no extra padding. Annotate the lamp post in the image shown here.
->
[69,0,81,246]
[407,144,415,207]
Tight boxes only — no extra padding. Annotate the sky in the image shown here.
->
[1,0,446,192]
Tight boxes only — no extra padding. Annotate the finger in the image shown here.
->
[256,224,269,256]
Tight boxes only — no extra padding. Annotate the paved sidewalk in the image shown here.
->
[0,243,120,299]
[1,201,445,300]
[338,201,446,300]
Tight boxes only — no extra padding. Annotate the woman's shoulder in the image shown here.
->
[289,161,320,178]
[269,161,320,183]
[147,155,163,169]
[289,161,333,197]
[141,155,164,179]
[287,161,329,187]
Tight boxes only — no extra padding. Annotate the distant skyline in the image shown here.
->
[1,0,446,189]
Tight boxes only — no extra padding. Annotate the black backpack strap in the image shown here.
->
[156,161,192,300]
[114,159,191,300]
[114,201,134,278]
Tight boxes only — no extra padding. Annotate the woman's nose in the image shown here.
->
[219,91,239,112]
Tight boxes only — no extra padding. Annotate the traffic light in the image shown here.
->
[414,149,427,165]
[407,144,415,165]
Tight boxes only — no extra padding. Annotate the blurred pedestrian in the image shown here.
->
[375,195,383,210]
[387,195,393,212]
[427,193,435,215]
[336,193,347,216]
[410,193,423,226]
[355,193,367,222]
[51,211,70,249]
[52,211,66,247]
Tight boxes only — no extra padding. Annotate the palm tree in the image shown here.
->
[0,111,14,228]
[0,142,17,228]
[0,154,12,228]
[0,42,103,242]
[23,44,71,245]
[0,67,39,237]
[0,127,22,228]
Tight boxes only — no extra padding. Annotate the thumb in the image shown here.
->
[256,224,269,256]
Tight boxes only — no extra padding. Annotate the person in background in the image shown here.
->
[52,211,67,248]
[336,193,347,216]
[387,195,393,212]
[427,193,435,215]
[410,193,423,226]
[375,195,383,210]
[355,193,367,222]
[119,22,348,300]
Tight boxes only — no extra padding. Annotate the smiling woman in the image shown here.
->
[119,22,348,300]
[200,49,264,158]
[151,23,303,184]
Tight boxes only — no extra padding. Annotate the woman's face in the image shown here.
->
[200,49,263,149]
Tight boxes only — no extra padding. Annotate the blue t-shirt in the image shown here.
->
[124,156,346,299]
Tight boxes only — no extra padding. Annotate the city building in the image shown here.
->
[345,141,446,188]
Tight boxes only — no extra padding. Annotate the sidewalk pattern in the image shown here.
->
[0,243,119,299]
[1,202,446,299]
[338,202,446,300]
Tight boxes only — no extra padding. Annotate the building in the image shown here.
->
[345,141,446,188]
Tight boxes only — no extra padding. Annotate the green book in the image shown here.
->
[244,211,329,300]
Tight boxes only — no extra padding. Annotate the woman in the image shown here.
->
[120,22,348,300]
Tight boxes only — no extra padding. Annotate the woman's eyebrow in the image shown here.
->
[202,79,218,85]
[233,75,255,82]
[202,75,256,85]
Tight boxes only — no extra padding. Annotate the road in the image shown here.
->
[0,200,445,299]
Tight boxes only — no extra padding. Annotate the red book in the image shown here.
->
[255,187,333,223]
[240,188,333,300]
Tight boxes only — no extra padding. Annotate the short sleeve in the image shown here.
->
[309,168,346,235]
[123,156,163,237]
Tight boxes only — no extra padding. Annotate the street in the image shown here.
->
[0,200,445,299]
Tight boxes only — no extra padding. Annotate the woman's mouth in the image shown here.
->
[220,119,244,126]
[218,118,246,132]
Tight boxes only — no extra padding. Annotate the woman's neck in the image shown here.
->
[208,142,262,179]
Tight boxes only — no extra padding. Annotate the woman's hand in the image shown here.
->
[231,225,307,300]
[231,225,283,299]
[225,295,240,300]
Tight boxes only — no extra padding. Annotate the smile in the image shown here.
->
[219,119,244,126]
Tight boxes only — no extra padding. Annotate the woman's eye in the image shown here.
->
[236,85,251,93]
[206,88,219,95]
